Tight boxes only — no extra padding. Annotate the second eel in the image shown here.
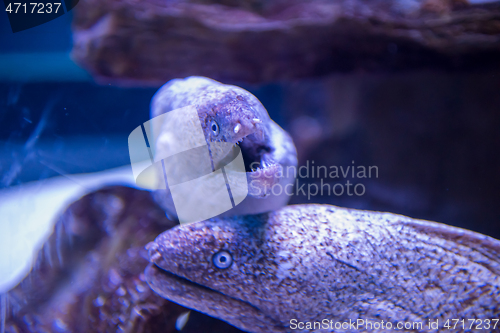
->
[146,204,500,333]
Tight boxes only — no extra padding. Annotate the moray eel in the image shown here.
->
[150,76,297,218]
[145,204,500,333]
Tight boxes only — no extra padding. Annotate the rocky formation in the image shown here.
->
[72,0,500,85]
[4,186,243,333]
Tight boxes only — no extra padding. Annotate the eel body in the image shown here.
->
[150,76,297,219]
[146,204,500,333]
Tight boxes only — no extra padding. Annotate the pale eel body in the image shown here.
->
[150,76,297,218]
[146,204,500,333]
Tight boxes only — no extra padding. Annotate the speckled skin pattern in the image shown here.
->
[146,204,500,333]
[150,76,298,218]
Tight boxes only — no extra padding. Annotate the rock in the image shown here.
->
[71,0,500,85]
[4,186,243,333]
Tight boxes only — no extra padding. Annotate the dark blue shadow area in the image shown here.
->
[0,82,157,138]
[0,6,73,51]
[0,78,291,188]
[0,82,157,187]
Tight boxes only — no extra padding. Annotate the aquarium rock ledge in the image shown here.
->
[71,0,500,85]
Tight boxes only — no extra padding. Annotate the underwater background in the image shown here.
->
[1,1,500,331]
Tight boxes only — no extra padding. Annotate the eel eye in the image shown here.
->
[213,250,232,269]
[211,120,220,136]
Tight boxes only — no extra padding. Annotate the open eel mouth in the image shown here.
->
[231,131,281,198]
[145,263,284,332]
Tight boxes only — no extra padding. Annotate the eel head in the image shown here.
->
[144,214,286,333]
[195,89,282,198]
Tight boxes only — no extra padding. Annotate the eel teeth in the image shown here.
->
[234,123,241,134]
